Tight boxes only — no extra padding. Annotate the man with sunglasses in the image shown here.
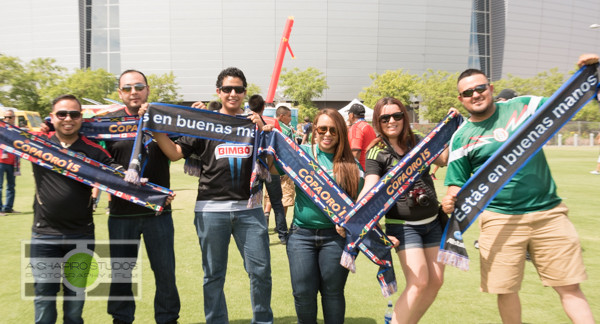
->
[347,103,376,169]
[104,70,180,324]
[29,95,119,324]
[149,67,273,324]
[0,109,20,215]
[442,57,598,324]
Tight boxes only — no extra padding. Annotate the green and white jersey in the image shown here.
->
[445,96,561,214]
[279,121,296,142]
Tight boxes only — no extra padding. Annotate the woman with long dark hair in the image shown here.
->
[359,97,448,324]
[285,108,363,323]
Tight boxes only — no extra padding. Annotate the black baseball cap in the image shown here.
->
[495,89,518,101]
[349,103,365,117]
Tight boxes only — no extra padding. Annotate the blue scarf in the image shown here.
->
[0,121,173,212]
[340,111,462,271]
[257,111,462,295]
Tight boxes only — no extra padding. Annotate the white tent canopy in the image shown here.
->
[338,99,374,123]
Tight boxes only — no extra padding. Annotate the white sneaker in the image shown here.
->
[590,171,600,175]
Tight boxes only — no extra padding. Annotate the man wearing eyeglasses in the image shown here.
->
[0,109,20,215]
[148,67,273,324]
[29,95,119,324]
[441,56,598,324]
[104,70,180,324]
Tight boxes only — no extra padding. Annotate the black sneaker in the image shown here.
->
[279,236,288,245]
[4,209,20,214]
[113,319,132,324]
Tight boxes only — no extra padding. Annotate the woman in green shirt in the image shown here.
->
[287,109,363,324]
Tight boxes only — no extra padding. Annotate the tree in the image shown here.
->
[0,55,25,107]
[42,68,116,114]
[279,67,329,118]
[359,69,420,109]
[245,83,262,100]
[417,69,463,122]
[147,72,182,104]
[493,68,564,98]
[0,55,66,113]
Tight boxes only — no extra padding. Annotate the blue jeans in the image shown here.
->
[30,232,94,324]
[264,174,288,239]
[286,225,349,324]
[107,212,180,324]
[0,162,15,211]
[194,208,273,324]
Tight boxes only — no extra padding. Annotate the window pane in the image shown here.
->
[109,53,121,75]
[109,29,120,51]
[109,5,119,28]
[91,53,108,70]
[91,29,107,52]
[92,4,107,29]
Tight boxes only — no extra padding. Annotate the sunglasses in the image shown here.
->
[315,126,337,136]
[379,112,404,123]
[120,83,147,92]
[460,84,488,97]
[219,86,246,94]
[3,116,14,120]
[54,110,82,120]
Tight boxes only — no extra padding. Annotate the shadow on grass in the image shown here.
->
[191,317,376,324]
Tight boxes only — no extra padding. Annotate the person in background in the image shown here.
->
[347,103,377,169]
[105,69,180,324]
[148,67,273,324]
[275,109,363,324]
[0,109,20,215]
[591,132,600,175]
[248,94,289,244]
[494,88,518,102]
[276,106,297,227]
[207,101,222,111]
[442,56,596,324]
[358,97,448,324]
[30,94,119,324]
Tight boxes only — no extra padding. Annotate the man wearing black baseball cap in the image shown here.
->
[494,88,518,102]
[347,103,376,169]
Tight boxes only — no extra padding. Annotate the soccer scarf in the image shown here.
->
[257,111,462,296]
[339,111,462,271]
[81,115,140,141]
[0,121,173,212]
[257,130,398,296]
[438,63,599,270]
[133,102,256,175]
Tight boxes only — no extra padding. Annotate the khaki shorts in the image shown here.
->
[263,175,296,208]
[478,203,587,294]
[280,175,296,207]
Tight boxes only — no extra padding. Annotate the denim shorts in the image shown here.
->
[385,217,442,251]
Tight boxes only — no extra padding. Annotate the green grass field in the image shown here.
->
[0,146,598,323]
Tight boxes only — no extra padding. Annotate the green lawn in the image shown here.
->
[1,146,598,323]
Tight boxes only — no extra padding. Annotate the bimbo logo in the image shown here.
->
[215,143,252,159]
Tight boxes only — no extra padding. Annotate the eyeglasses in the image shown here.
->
[3,116,14,120]
[379,112,404,123]
[120,83,147,92]
[54,110,82,120]
[219,86,246,94]
[315,126,337,136]
[460,84,489,97]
